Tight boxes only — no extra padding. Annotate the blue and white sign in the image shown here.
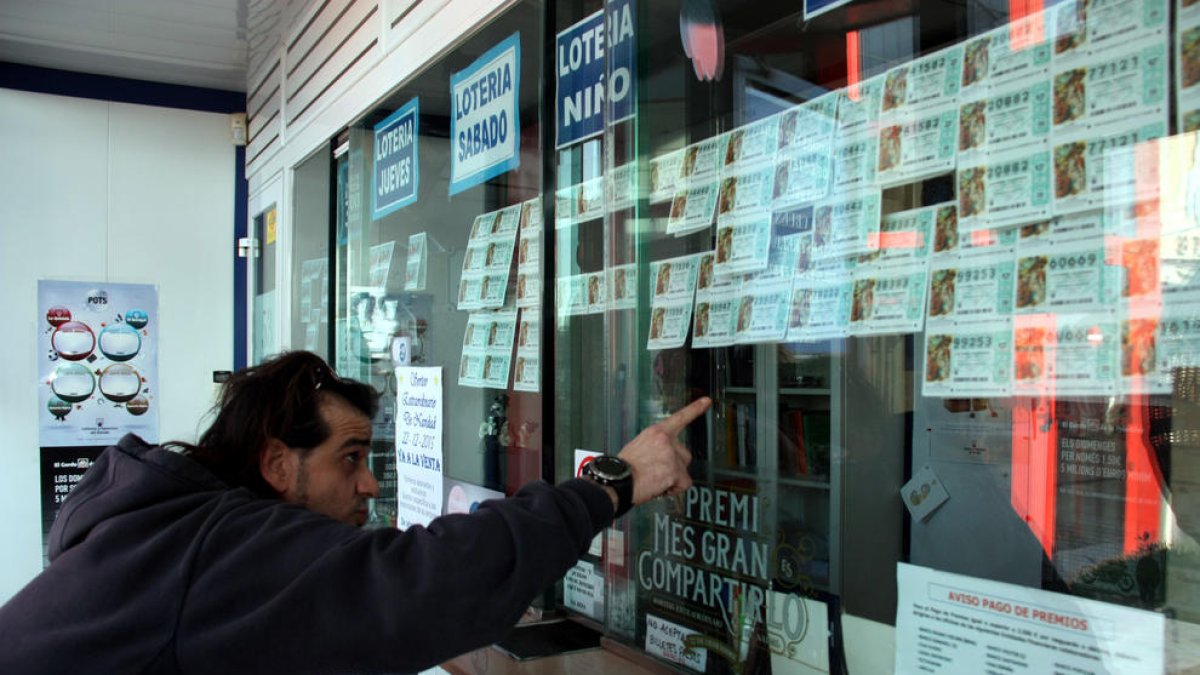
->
[555,0,636,148]
[804,0,853,19]
[450,32,521,195]
[373,97,419,219]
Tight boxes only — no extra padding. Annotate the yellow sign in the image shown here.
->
[265,207,278,245]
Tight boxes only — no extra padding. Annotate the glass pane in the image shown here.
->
[291,148,331,361]
[251,204,278,364]
[550,0,1196,670]
[333,3,546,532]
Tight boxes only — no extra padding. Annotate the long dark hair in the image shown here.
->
[173,351,378,496]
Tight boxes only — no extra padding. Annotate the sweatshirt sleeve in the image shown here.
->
[176,478,614,674]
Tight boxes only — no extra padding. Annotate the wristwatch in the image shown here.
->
[583,455,634,519]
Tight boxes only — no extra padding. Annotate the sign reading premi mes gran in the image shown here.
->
[450,32,520,195]
[373,97,419,219]
[555,0,636,148]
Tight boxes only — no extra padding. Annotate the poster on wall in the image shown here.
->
[372,97,419,219]
[895,563,1164,673]
[39,446,103,565]
[394,366,444,529]
[38,280,159,448]
[449,32,521,195]
[635,484,771,674]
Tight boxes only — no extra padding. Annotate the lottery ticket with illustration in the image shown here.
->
[832,134,880,192]
[1115,303,1167,394]
[1012,208,1135,248]
[519,196,542,231]
[1013,242,1121,315]
[666,180,720,236]
[1084,0,1167,52]
[583,271,606,314]
[880,44,964,118]
[693,252,742,349]
[557,274,589,317]
[1048,0,1090,68]
[776,94,840,157]
[957,147,1052,231]
[1160,237,1200,306]
[459,309,518,389]
[927,253,1017,327]
[648,254,701,350]
[1179,0,1200,130]
[577,177,604,223]
[786,280,852,343]
[925,203,969,257]
[554,185,574,229]
[518,217,540,273]
[1130,302,1200,393]
[650,149,685,203]
[679,135,729,185]
[1053,116,1167,214]
[959,15,1052,98]
[714,211,772,276]
[876,105,958,186]
[468,204,520,243]
[837,74,885,139]
[957,80,1052,163]
[608,162,638,212]
[856,203,939,273]
[1012,313,1120,396]
[608,263,638,311]
[1051,37,1168,138]
[922,323,1014,397]
[512,352,539,392]
[405,233,427,292]
[734,278,793,344]
[812,190,882,260]
[722,115,780,172]
[457,271,510,311]
[716,164,775,220]
[515,270,540,308]
[771,151,833,210]
[847,268,929,337]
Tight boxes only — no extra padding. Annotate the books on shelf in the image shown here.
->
[779,409,830,478]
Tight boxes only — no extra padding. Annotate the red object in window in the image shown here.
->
[846,31,861,101]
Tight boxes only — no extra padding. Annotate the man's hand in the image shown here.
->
[618,397,712,506]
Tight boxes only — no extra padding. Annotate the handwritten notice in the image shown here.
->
[395,367,444,529]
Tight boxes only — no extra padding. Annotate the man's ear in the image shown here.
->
[259,438,296,496]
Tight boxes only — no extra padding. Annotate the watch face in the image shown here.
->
[590,455,632,481]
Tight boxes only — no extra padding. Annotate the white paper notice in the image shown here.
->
[645,613,708,672]
[895,562,1164,674]
[394,367,444,530]
[564,560,605,621]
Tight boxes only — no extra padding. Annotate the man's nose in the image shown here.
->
[357,464,380,498]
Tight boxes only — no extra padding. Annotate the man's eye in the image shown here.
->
[344,453,361,465]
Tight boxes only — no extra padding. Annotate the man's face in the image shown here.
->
[280,396,378,526]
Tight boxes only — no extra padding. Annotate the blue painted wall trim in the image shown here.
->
[0,61,243,113]
[1,60,248,370]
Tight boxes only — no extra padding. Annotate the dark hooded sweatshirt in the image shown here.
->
[0,434,614,674]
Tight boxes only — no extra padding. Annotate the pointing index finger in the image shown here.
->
[657,397,712,437]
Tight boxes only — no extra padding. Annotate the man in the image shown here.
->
[0,351,710,674]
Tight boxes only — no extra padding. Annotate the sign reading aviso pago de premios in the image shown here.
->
[449,32,521,195]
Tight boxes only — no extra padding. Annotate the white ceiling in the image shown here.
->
[0,0,253,92]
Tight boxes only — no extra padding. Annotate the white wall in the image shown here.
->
[0,88,235,603]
